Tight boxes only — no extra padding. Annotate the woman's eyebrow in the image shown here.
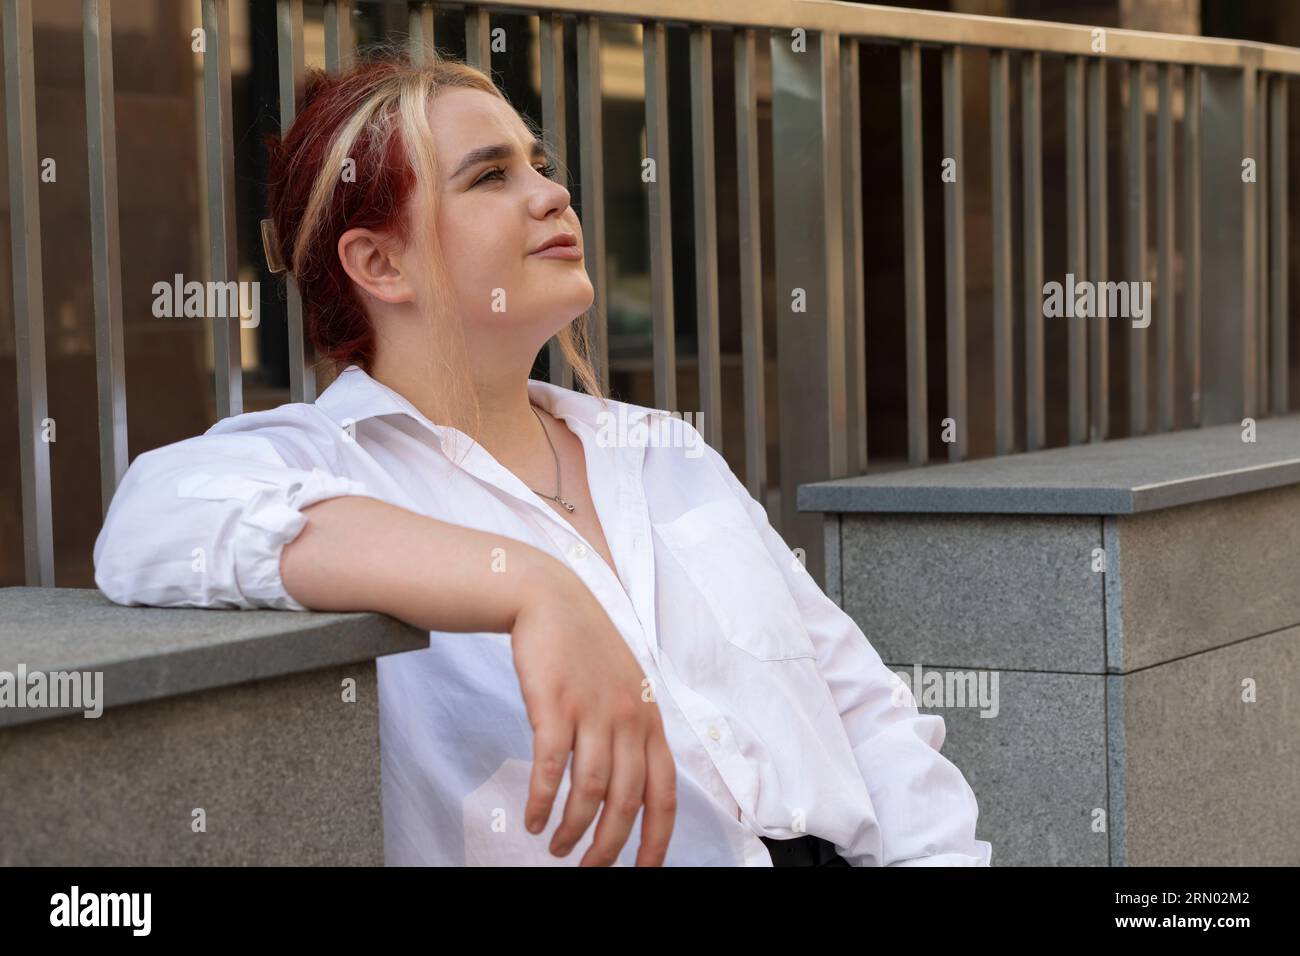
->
[449,138,550,181]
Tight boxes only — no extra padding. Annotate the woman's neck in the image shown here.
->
[368,353,548,467]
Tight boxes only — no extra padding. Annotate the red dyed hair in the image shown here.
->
[265,60,417,372]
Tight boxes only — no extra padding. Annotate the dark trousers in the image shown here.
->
[760,834,851,867]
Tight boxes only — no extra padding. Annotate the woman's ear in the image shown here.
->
[337,227,416,305]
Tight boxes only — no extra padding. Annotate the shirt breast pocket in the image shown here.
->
[651,497,817,662]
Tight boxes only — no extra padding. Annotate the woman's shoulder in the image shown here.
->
[204,400,343,444]
[136,401,348,474]
[595,399,707,453]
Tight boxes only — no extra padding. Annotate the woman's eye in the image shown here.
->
[473,163,559,187]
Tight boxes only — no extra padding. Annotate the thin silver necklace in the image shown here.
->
[526,403,576,513]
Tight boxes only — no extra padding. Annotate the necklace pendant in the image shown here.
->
[558,497,576,512]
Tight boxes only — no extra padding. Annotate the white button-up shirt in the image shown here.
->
[93,364,991,867]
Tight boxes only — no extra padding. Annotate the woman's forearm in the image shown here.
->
[281,493,675,866]
[279,494,568,633]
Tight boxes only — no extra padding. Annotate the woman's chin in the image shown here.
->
[544,283,595,319]
[506,279,594,330]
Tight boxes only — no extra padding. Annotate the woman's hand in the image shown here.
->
[511,570,677,867]
[280,495,676,865]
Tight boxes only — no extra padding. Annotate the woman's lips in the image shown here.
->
[529,244,583,260]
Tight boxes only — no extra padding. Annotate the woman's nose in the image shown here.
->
[534,182,571,218]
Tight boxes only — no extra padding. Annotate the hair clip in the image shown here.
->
[260,218,287,275]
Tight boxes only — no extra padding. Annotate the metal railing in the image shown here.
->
[5,0,1297,587]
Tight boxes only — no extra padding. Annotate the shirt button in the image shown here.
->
[570,542,587,560]
[708,725,721,741]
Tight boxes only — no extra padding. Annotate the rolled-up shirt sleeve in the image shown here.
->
[94,425,376,611]
[697,435,992,867]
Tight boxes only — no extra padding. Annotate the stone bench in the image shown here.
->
[799,415,1300,866]
[0,587,427,865]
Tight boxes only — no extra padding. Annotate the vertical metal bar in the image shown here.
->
[1155,63,1175,431]
[202,0,241,419]
[465,6,492,72]
[1066,56,1088,444]
[1182,65,1202,427]
[841,37,865,476]
[771,28,842,584]
[1126,61,1148,436]
[821,35,846,480]
[942,46,967,462]
[1087,57,1108,441]
[83,0,128,515]
[576,16,609,393]
[408,0,435,63]
[3,0,54,585]
[644,21,677,413]
[900,42,928,466]
[1022,51,1044,452]
[690,26,722,453]
[1270,75,1289,414]
[990,50,1013,455]
[277,0,313,403]
[323,0,353,73]
[1255,71,1269,414]
[736,28,767,502]
[1201,65,1256,424]
[539,13,572,390]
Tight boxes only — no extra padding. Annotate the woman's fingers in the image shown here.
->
[549,721,611,858]
[636,728,677,867]
[579,721,648,866]
[524,715,575,836]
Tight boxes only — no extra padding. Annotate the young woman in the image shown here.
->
[93,53,990,868]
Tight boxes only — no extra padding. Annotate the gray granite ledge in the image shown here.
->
[798,414,1300,515]
[0,587,429,728]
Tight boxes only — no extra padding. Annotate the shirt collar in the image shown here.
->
[314,363,660,452]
